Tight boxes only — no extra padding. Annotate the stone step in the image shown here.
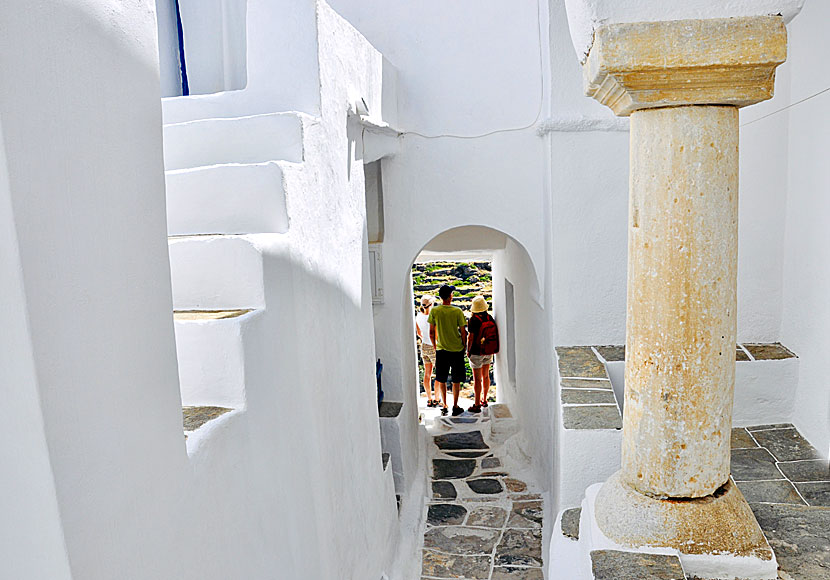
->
[174,308,261,408]
[166,162,289,236]
[168,235,264,311]
[163,112,303,171]
[182,406,232,433]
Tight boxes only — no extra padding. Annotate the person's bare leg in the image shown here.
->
[472,367,483,407]
[482,364,491,404]
[424,362,434,403]
[436,381,447,409]
[452,382,461,409]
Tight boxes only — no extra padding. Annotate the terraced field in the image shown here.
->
[412,261,493,313]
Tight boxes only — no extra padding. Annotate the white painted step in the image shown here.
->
[168,235,264,311]
[163,112,303,171]
[166,162,289,235]
[174,309,260,408]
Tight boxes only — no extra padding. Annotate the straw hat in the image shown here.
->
[471,296,488,313]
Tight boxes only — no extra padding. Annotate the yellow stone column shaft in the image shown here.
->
[623,105,738,498]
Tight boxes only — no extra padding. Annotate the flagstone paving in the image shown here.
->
[556,423,829,579]
[420,408,544,580]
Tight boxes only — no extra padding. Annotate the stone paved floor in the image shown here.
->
[732,423,830,580]
[557,424,829,579]
[420,406,544,580]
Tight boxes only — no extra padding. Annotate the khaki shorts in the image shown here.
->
[420,343,436,365]
[469,354,493,369]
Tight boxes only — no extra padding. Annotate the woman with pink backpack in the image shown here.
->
[466,295,499,413]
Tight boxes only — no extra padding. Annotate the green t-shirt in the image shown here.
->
[427,305,467,352]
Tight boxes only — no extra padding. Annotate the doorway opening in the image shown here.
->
[411,258,497,421]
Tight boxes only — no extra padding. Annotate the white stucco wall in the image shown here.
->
[1,2,414,578]
[161,0,321,123]
[0,2,189,577]
[780,0,830,456]
[0,118,74,580]
[491,237,557,507]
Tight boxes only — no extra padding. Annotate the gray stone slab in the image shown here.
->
[777,459,830,482]
[731,427,758,449]
[563,405,622,430]
[423,526,500,555]
[561,507,581,540]
[467,478,504,495]
[446,450,488,458]
[595,344,625,362]
[795,482,830,507]
[432,481,457,500]
[731,448,784,481]
[751,428,821,461]
[491,567,544,579]
[507,501,543,529]
[742,342,797,360]
[433,459,476,480]
[481,457,501,469]
[434,430,489,450]
[182,406,231,432]
[751,503,830,579]
[737,480,806,505]
[561,388,618,405]
[494,528,543,567]
[590,550,685,580]
[556,346,608,378]
[421,549,491,580]
[466,505,508,528]
[451,417,478,424]
[560,378,613,389]
[747,423,795,431]
[378,401,403,417]
[427,503,467,526]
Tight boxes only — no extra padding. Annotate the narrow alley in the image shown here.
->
[420,404,545,579]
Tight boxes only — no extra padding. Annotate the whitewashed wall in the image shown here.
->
[780,0,830,456]
[0,1,189,577]
[0,1,411,578]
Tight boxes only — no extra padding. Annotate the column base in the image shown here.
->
[592,471,777,579]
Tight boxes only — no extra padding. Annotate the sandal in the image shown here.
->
[481,401,488,408]
[427,400,436,408]
[441,406,449,416]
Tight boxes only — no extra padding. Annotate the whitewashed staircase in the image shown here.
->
[163,111,303,438]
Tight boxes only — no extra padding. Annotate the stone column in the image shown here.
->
[582,16,787,572]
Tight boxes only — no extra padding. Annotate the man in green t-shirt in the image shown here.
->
[428,284,468,416]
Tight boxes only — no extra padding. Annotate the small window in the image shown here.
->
[504,279,516,386]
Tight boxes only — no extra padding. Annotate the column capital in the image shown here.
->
[584,16,787,116]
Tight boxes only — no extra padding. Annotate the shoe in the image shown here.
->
[451,405,464,417]
[441,406,448,416]
[468,405,482,414]
[426,400,435,408]
[481,401,489,408]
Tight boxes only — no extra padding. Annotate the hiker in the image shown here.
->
[467,295,499,413]
[415,295,438,407]
[428,284,468,416]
